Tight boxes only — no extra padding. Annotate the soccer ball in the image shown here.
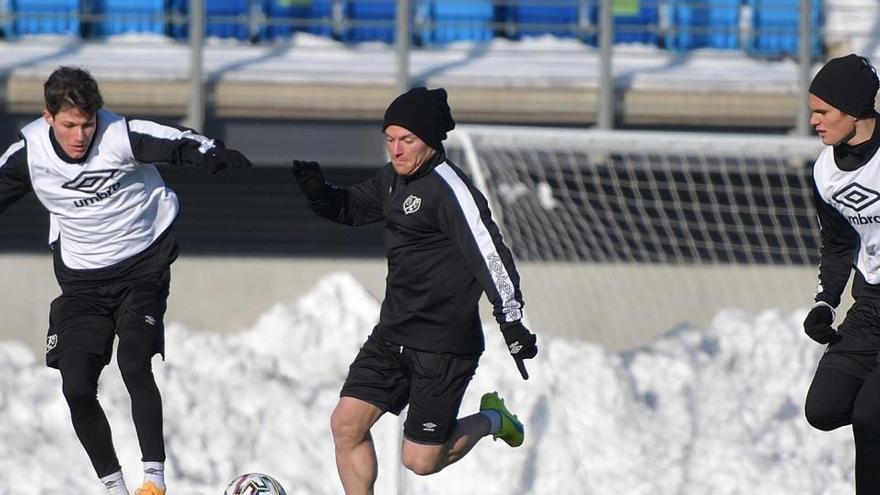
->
[223,473,287,495]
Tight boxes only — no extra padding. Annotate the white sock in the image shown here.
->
[144,461,166,489]
[481,409,502,435]
[100,470,129,495]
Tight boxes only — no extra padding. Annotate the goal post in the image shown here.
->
[446,125,828,349]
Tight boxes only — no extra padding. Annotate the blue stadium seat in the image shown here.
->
[90,0,164,37]
[7,0,80,36]
[263,0,334,40]
[342,0,397,43]
[503,0,581,39]
[419,0,494,46]
[505,0,657,45]
[587,0,659,45]
[665,0,740,51]
[747,0,822,58]
[170,0,251,41]
[611,0,658,44]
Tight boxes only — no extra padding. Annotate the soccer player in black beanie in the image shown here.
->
[291,87,538,494]
[803,54,880,494]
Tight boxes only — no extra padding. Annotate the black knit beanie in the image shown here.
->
[383,87,455,150]
[809,54,879,118]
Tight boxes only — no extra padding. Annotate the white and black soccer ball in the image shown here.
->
[223,473,287,495]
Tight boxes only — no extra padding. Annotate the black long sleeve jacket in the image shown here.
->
[306,151,525,356]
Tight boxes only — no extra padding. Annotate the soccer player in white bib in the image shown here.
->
[803,54,880,494]
[0,66,252,494]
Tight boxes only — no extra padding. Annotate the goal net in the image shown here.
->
[445,126,826,349]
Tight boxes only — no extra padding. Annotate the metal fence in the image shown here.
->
[0,0,836,132]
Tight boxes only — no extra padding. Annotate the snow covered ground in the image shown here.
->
[0,272,856,494]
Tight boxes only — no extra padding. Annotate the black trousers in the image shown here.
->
[51,269,169,478]
[805,301,880,494]
[58,352,165,477]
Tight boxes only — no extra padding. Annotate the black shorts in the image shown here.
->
[46,269,170,369]
[341,335,479,445]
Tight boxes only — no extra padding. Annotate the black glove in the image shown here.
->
[502,322,537,380]
[205,148,253,174]
[291,159,326,201]
[803,303,839,344]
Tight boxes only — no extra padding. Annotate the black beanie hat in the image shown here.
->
[383,87,455,150]
[809,54,879,118]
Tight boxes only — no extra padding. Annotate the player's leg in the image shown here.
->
[399,349,483,475]
[400,413,490,475]
[399,392,524,475]
[804,364,863,431]
[851,362,880,493]
[804,305,877,431]
[331,397,385,495]
[115,269,170,494]
[47,294,126,492]
[333,337,409,495]
[57,353,121,478]
[804,302,880,494]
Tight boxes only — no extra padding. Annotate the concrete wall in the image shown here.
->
[1,255,390,356]
[1,255,850,357]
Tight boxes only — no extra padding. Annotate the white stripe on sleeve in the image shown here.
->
[0,140,25,169]
[435,162,523,322]
[128,120,216,153]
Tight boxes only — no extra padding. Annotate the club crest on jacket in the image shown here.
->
[403,195,421,214]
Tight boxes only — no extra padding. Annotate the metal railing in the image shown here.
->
[0,0,825,133]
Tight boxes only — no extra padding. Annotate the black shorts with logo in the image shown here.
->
[45,268,170,369]
[341,334,480,444]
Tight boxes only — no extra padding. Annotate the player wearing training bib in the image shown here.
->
[0,66,252,495]
[803,54,880,494]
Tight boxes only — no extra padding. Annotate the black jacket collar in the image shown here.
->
[402,148,445,183]
[834,113,880,172]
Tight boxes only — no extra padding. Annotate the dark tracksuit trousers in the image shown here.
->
[805,300,880,493]
[51,266,170,478]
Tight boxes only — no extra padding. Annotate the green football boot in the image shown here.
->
[480,391,524,447]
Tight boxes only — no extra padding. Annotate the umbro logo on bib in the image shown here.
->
[833,183,880,212]
[62,169,120,194]
[62,169,122,207]
[403,195,422,215]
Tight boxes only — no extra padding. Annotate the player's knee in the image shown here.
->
[117,356,155,390]
[330,410,367,448]
[118,358,149,378]
[61,374,97,404]
[804,399,845,432]
[116,342,153,377]
[401,451,441,476]
[58,357,99,404]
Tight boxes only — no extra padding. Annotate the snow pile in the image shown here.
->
[0,273,855,494]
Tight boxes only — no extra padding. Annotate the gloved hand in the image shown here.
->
[502,322,538,380]
[803,302,839,344]
[205,148,253,174]
[291,159,326,201]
